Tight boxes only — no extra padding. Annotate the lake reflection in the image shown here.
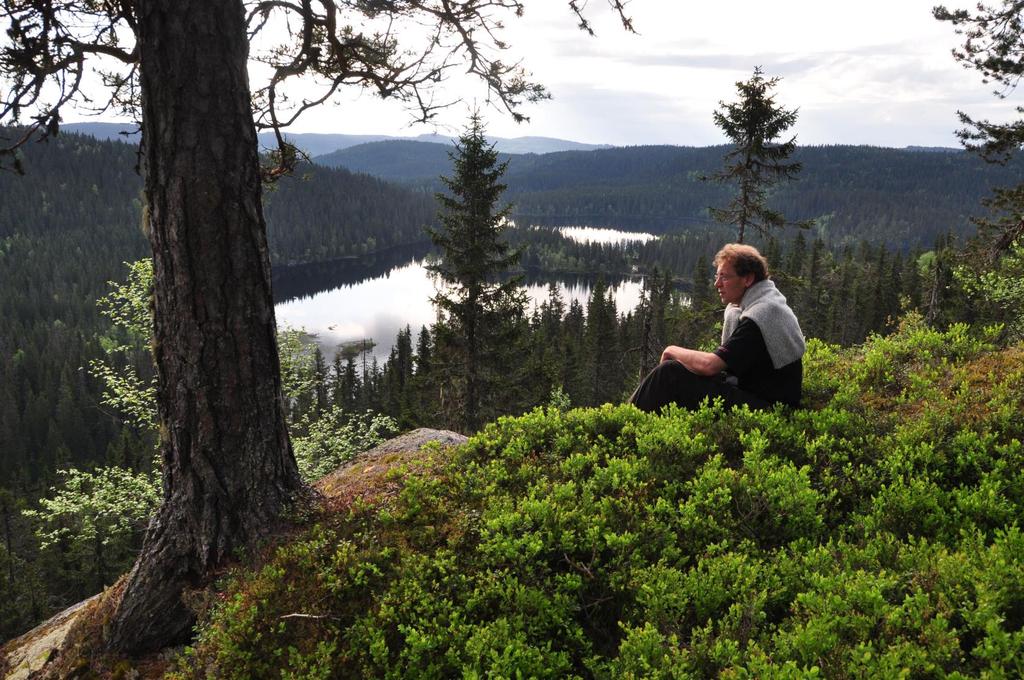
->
[275,258,646,364]
[556,226,657,245]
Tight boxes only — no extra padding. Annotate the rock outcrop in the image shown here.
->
[0,427,467,679]
[316,427,467,502]
[1,596,100,680]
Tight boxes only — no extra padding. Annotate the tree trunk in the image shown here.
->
[107,0,302,653]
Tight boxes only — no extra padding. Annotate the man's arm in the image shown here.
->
[660,345,727,376]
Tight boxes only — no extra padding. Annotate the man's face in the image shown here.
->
[714,261,754,305]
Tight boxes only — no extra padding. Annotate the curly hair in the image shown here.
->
[713,243,769,282]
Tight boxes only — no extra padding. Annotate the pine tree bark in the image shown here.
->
[106,0,302,653]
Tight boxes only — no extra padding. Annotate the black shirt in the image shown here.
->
[713,317,802,407]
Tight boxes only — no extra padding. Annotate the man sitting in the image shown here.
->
[629,243,805,413]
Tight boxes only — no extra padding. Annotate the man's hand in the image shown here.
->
[660,345,727,377]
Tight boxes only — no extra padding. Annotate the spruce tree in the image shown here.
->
[415,326,433,376]
[538,284,569,405]
[313,348,329,415]
[412,326,437,426]
[786,231,808,278]
[340,354,360,412]
[561,299,587,406]
[581,277,621,406]
[652,270,674,355]
[802,238,827,338]
[382,326,415,427]
[329,353,345,408]
[636,277,657,377]
[709,67,804,243]
[935,2,1024,257]
[428,113,526,433]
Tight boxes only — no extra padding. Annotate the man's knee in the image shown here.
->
[653,359,687,377]
[654,360,710,386]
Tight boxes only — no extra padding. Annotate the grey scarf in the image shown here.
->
[721,279,805,369]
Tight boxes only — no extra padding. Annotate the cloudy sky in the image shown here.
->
[57,1,1014,148]
[274,0,1007,148]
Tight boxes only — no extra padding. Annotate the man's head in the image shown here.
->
[713,244,769,305]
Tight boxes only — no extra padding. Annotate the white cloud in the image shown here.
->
[64,0,1023,148]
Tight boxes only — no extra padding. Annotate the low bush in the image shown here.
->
[170,322,1024,678]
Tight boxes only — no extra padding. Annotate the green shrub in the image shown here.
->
[172,323,1024,678]
[292,407,398,482]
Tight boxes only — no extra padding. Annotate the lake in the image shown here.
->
[273,226,658,364]
[549,226,657,245]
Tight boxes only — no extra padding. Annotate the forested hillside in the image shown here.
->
[0,133,152,637]
[318,141,1022,249]
[0,131,149,489]
[0,130,433,490]
[264,163,434,264]
[316,140,454,182]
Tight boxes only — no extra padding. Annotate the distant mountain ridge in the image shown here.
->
[314,139,1019,250]
[314,140,455,181]
[60,122,611,156]
[49,123,1023,250]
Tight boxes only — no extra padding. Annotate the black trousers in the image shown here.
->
[628,360,771,413]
